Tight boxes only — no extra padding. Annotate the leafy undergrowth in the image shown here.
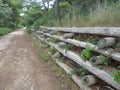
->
[0,27,12,36]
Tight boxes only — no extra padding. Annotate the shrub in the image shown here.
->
[73,67,86,76]
[81,44,91,60]
[116,43,120,48]
[0,27,12,36]
[50,37,57,43]
[100,55,111,66]
[89,38,99,45]
[112,66,120,83]
[33,18,48,29]
[49,46,56,55]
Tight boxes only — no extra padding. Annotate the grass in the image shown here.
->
[49,46,56,55]
[73,67,86,76]
[112,66,120,83]
[54,0,120,27]
[32,37,50,61]
[81,44,91,60]
[52,65,63,77]
[100,55,111,66]
[0,27,12,36]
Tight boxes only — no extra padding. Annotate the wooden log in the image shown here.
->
[57,42,66,47]
[97,37,116,49]
[89,56,104,65]
[40,26,120,37]
[34,34,45,41]
[102,86,115,90]
[49,55,92,90]
[45,41,120,90]
[46,38,51,41]
[81,75,98,86]
[63,33,74,39]
[50,31,58,35]
[35,31,43,34]
[41,33,120,62]
[33,33,120,89]
[111,52,120,61]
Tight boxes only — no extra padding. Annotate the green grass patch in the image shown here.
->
[54,1,120,27]
[81,44,91,60]
[0,27,12,36]
[112,66,120,83]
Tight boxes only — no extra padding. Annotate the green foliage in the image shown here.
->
[73,35,81,41]
[73,67,86,76]
[33,38,49,61]
[54,0,120,27]
[116,43,120,48]
[58,56,64,62]
[58,58,64,62]
[52,65,62,77]
[100,55,111,66]
[63,44,73,53]
[88,0,120,26]
[59,1,71,8]
[39,47,49,61]
[49,46,56,55]
[1,0,24,29]
[40,52,50,61]
[112,66,120,83]
[33,18,48,29]
[0,27,12,36]
[50,37,57,43]
[81,44,91,60]
[89,38,99,45]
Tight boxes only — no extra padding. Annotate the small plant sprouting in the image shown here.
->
[73,35,81,41]
[81,44,91,60]
[100,55,111,66]
[50,37,57,43]
[89,38,99,45]
[73,67,86,76]
[116,42,120,48]
[112,66,120,83]
[62,44,73,53]
[58,58,64,62]
[49,46,56,55]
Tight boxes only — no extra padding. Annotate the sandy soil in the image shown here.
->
[0,28,59,90]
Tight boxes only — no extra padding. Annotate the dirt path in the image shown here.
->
[0,28,59,90]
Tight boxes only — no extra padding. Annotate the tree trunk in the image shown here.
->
[63,33,74,39]
[55,0,60,19]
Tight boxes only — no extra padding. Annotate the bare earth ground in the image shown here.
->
[0,28,60,90]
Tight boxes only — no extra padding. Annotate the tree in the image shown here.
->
[1,0,25,28]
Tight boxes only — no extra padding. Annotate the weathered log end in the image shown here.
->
[63,33,74,39]
[81,75,98,86]
[89,56,104,65]
[97,37,116,49]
